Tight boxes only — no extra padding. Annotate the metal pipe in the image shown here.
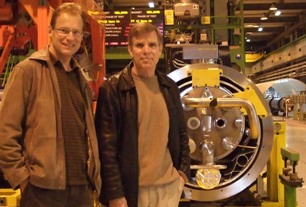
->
[182,97,260,139]
[200,140,215,165]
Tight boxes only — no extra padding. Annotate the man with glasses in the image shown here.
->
[0,3,101,207]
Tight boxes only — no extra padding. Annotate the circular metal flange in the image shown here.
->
[168,63,273,202]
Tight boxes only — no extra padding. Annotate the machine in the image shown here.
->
[265,97,290,116]
[168,62,275,205]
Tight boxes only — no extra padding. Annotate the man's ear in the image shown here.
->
[48,26,53,40]
[48,26,52,34]
[128,45,133,58]
[159,44,163,53]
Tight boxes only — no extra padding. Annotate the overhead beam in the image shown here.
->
[244,16,299,23]
[240,3,306,10]
[245,27,283,32]
[255,18,306,53]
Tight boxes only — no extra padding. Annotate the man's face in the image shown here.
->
[49,13,83,59]
[128,31,162,74]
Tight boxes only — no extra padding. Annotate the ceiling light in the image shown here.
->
[275,10,281,16]
[261,13,268,20]
[269,3,277,11]
[148,1,155,8]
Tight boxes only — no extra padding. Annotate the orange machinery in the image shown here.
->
[0,0,105,97]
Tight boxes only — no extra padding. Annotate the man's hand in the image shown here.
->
[109,197,128,207]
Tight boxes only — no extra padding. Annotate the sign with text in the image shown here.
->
[102,9,164,46]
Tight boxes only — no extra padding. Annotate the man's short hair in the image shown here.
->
[128,22,163,46]
[50,3,85,29]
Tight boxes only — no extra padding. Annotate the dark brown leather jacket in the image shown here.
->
[95,62,190,207]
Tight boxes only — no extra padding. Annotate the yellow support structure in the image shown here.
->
[262,120,286,207]
[0,189,20,207]
[245,53,263,63]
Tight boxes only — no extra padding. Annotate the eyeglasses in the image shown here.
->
[54,27,83,38]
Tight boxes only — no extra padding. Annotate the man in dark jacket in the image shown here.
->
[95,22,190,207]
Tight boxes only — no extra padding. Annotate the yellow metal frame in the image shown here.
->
[0,189,20,207]
[262,120,286,207]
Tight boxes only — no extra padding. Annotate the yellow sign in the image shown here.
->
[164,9,174,25]
[201,16,211,24]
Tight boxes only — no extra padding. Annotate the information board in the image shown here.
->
[102,9,164,46]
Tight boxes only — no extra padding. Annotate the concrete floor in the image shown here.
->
[285,118,306,207]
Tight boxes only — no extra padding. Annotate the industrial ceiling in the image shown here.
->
[105,0,306,54]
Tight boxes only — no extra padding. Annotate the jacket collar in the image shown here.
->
[29,47,51,62]
[28,47,88,91]
[29,47,80,70]
[119,61,172,91]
